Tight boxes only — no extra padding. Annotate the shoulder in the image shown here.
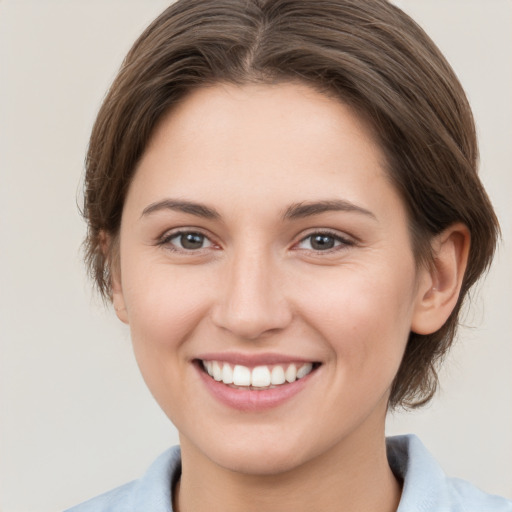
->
[449,477,512,511]
[63,446,181,512]
[387,434,512,512]
[63,481,136,512]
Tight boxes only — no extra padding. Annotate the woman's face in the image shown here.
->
[114,82,430,474]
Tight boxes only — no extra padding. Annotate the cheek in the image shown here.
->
[296,263,416,375]
[120,260,215,386]
[121,266,214,419]
[123,257,211,333]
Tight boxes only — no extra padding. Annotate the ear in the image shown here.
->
[111,267,129,325]
[100,231,129,325]
[411,223,470,335]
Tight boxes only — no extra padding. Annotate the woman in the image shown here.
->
[66,0,511,510]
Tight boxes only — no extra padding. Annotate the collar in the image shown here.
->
[126,435,511,512]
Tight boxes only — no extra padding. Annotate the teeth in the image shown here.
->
[297,362,313,379]
[202,360,315,388]
[271,365,286,385]
[232,365,251,386]
[222,363,233,384]
[251,366,271,387]
[212,361,222,381]
[285,364,297,383]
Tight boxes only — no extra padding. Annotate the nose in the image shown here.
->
[211,248,293,340]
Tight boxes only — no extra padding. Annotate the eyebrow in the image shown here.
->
[140,198,376,222]
[141,199,221,219]
[282,200,377,221]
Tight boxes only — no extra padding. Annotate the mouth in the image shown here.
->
[196,359,322,391]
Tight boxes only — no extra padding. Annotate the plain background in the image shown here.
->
[0,1,511,510]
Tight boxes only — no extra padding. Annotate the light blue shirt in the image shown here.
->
[64,435,512,511]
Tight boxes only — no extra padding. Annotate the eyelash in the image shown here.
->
[293,230,355,253]
[158,229,215,252]
[157,229,355,254]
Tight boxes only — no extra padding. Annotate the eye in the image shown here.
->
[163,231,213,251]
[296,232,352,251]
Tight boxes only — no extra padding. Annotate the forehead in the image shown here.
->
[128,82,404,225]
[147,82,382,161]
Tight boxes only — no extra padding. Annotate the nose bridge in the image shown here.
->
[212,244,292,339]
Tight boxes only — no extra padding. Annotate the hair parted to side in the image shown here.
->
[82,0,499,409]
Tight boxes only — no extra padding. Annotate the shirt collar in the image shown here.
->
[130,435,490,512]
[388,434,452,512]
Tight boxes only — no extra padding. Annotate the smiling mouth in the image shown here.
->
[198,360,321,390]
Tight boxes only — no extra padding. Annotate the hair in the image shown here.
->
[82,0,499,409]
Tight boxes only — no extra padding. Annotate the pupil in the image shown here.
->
[312,234,334,250]
[181,233,203,249]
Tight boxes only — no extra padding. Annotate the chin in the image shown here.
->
[215,447,305,476]
[196,429,318,476]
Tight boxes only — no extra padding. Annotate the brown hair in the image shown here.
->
[83,0,499,408]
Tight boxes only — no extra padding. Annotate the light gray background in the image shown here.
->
[0,1,511,511]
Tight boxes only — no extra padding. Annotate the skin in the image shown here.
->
[111,82,469,512]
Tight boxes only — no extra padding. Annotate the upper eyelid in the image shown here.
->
[159,226,213,240]
[156,228,215,249]
[295,228,355,243]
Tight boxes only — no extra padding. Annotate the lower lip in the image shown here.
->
[195,362,318,412]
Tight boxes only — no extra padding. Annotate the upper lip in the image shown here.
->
[195,352,320,367]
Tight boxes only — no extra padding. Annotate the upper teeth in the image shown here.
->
[202,361,314,388]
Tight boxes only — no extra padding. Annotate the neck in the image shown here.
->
[175,424,401,512]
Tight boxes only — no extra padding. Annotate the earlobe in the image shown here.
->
[411,223,470,335]
[111,262,129,325]
[100,230,129,325]
[112,282,129,325]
